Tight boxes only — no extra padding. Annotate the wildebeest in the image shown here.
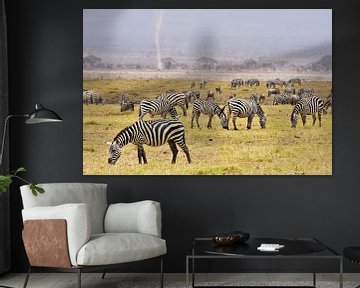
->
[266,80,276,88]
[259,94,266,104]
[207,91,215,101]
[199,80,207,89]
[120,101,134,112]
[288,78,302,86]
[215,87,222,94]
[267,88,280,97]
[190,81,196,89]
[274,78,287,88]
[273,94,290,105]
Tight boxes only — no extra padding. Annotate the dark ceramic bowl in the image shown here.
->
[212,234,238,245]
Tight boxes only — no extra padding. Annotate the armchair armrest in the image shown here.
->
[22,203,91,266]
[104,200,162,237]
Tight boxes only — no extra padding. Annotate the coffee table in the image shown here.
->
[186,237,343,288]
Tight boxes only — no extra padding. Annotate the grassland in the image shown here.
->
[83,79,332,175]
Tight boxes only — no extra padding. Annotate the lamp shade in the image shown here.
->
[25,104,63,124]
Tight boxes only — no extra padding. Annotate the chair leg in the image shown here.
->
[160,257,164,288]
[101,270,107,279]
[22,266,31,288]
[77,268,81,288]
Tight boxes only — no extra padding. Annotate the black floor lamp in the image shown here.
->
[0,103,62,288]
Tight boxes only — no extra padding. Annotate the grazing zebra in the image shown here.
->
[284,86,296,95]
[108,119,191,165]
[273,94,290,105]
[290,95,324,128]
[231,79,244,88]
[323,93,332,113]
[158,92,188,116]
[297,88,315,96]
[139,98,178,120]
[245,78,260,86]
[191,99,228,129]
[226,98,266,130]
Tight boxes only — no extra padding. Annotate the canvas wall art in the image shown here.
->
[83,9,332,175]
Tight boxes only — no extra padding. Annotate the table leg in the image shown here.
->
[339,256,343,288]
[313,254,316,287]
[186,257,189,288]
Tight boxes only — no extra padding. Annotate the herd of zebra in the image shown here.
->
[106,79,331,166]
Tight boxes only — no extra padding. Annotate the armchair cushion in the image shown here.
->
[104,200,162,237]
[20,183,108,234]
[76,233,166,266]
[22,203,91,266]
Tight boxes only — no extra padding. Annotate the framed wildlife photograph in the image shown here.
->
[83,9,332,175]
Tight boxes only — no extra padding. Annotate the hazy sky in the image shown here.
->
[83,9,332,60]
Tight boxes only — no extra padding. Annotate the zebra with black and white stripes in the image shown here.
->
[108,119,191,165]
[226,98,266,130]
[191,99,228,129]
[158,92,188,116]
[139,98,178,120]
[290,95,324,128]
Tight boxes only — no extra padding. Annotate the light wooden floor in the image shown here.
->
[0,273,359,288]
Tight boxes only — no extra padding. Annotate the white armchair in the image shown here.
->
[20,183,166,288]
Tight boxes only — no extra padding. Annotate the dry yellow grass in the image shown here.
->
[83,78,332,175]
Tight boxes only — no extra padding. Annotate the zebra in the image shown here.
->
[191,99,228,129]
[83,90,98,104]
[297,88,315,96]
[245,78,260,86]
[158,92,188,116]
[226,98,266,130]
[290,95,324,128]
[231,79,244,88]
[284,86,296,95]
[185,90,200,103]
[139,98,178,120]
[108,119,191,165]
[273,94,290,105]
[323,93,332,113]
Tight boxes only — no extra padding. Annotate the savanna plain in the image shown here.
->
[83,78,332,175]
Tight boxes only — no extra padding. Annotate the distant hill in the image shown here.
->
[276,42,332,64]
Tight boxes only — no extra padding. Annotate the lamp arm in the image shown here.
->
[0,114,28,169]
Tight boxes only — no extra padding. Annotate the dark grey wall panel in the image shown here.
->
[5,0,360,272]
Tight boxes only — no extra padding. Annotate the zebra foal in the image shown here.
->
[108,119,191,165]
[290,95,324,128]
[191,99,228,129]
